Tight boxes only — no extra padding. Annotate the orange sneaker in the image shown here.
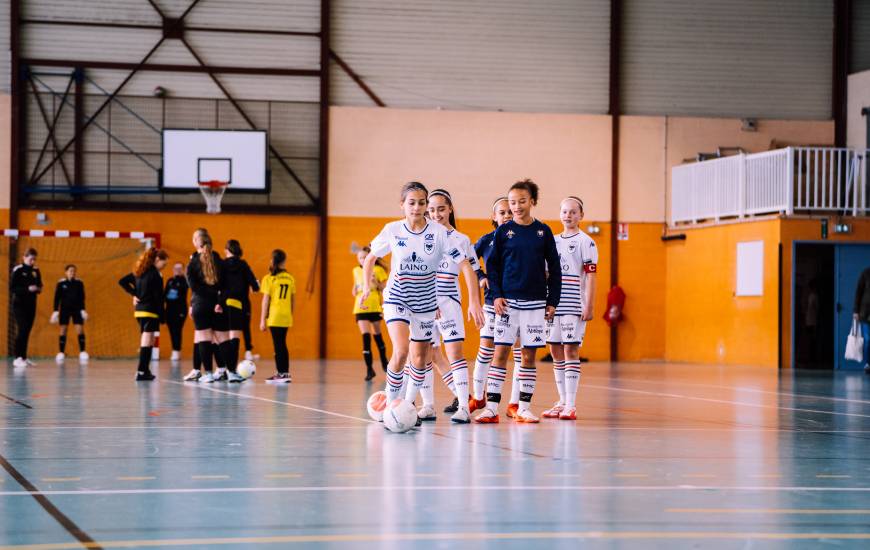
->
[541,402,564,418]
[514,409,540,423]
[474,408,500,424]
[559,407,577,421]
[506,403,519,418]
[469,397,486,413]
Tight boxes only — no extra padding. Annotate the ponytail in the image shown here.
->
[134,247,168,277]
[270,249,287,276]
[194,228,218,285]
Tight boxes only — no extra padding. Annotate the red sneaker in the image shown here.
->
[542,402,564,418]
[559,407,577,421]
[473,408,500,424]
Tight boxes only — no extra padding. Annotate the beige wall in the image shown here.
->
[328,106,613,221]
[847,70,870,150]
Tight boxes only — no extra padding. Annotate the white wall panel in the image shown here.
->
[331,0,610,113]
[22,0,161,25]
[622,0,833,119]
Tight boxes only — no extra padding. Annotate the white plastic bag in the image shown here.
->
[845,320,864,363]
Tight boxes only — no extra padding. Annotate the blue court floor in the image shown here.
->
[2,358,870,549]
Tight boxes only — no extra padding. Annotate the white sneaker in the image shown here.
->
[25,359,36,367]
[417,404,437,421]
[515,408,540,424]
[200,371,215,383]
[183,369,202,382]
[170,350,181,361]
[228,372,244,383]
[13,357,27,368]
[79,351,89,363]
[55,352,65,365]
[451,406,471,424]
[244,350,254,361]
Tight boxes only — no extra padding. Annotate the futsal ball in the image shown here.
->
[237,359,256,379]
[366,390,386,421]
[383,399,418,433]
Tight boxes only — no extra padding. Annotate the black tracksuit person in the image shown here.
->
[10,248,42,367]
[52,265,88,363]
[219,240,260,382]
[119,248,168,381]
[164,263,189,361]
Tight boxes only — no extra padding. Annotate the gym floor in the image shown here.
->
[2,359,870,549]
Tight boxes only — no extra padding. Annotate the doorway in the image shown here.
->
[793,242,870,370]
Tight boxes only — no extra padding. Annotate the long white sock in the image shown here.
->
[472,344,494,400]
[450,358,469,403]
[517,366,536,412]
[485,363,507,412]
[421,365,435,406]
[553,359,566,404]
[509,347,523,404]
[405,363,427,403]
[385,369,404,405]
[564,360,581,407]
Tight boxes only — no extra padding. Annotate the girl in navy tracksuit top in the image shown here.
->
[476,179,561,424]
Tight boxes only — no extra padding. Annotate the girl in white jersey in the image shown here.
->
[361,182,485,419]
[543,196,598,420]
[421,189,486,423]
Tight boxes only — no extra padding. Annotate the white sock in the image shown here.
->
[404,363,427,403]
[485,363,507,412]
[553,359,566,404]
[564,360,581,407]
[398,363,410,397]
[421,365,435,406]
[517,366,536,412]
[509,350,522,404]
[450,358,469,403]
[472,344,494,400]
[385,369,404,405]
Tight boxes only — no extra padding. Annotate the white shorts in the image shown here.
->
[480,304,497,340]
[546,315,587,346]
[434,297,465,345]
[384,303,436,342]
[493,307,546,349]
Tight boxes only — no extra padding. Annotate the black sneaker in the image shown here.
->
[136,371,156,381]
[864,364,870,374]
[443,397,459,413]
[365,368,376,381]
[266,372,292,384]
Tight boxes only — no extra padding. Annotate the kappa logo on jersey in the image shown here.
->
[400,252,430,271]
[395,237,408,247]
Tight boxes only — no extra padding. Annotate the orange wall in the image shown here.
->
[779,217,870,367]
[617,222,666,361]
[15,209,321,360]
[665,219,781,367]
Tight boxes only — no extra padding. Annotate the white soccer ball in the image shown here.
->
[366,390,386,421]
[237,359,256,379]
[383,399,418,433]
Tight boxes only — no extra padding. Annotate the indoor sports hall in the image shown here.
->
[2,1,870,548]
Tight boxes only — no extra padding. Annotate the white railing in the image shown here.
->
[671,147,869,225]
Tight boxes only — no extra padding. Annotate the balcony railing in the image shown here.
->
[671,147,869,225]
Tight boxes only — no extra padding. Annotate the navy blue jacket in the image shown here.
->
[475,230,497,305]
[485,219,561,308]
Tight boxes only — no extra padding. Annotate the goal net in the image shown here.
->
[0,230,159,360]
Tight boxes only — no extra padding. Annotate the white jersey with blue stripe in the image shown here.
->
[436,229,480,303]
[554,230,598,316]
[370,221,465,314]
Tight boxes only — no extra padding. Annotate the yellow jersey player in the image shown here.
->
[260,249,296,384]
[352,245,389,380]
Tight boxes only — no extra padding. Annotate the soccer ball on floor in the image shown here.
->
[366,390,386,421]
[236,359,256,379]
[383,399,417,433]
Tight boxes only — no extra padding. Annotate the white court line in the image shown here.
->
[163,381,374,424]
[581,383,870,419]
[2,485,870,497]
[0,426,363,430]
[5,426,870,433]
[582,375,870,406]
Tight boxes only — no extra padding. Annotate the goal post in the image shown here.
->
[1,229,162,360]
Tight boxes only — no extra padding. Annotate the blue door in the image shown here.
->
[835,244,870,370]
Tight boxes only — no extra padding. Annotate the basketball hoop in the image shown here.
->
[198,180,228,214]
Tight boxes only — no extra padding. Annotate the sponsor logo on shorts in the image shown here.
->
[533,336,543,343]
[526,325,544,335]
[450,330,458,336]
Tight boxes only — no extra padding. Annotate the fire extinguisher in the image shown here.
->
[603,285,625,327]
